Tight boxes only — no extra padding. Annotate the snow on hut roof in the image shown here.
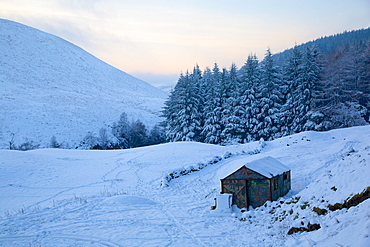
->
[244,156,290,178]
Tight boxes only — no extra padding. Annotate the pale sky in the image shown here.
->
[1,0,369,87]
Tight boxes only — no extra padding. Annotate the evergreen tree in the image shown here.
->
[162,74,186,141]
[162,71,202,142]
[301,47,324,130]
[218,67,230,143]
[198,67,212,141]
[191,64,204,140]
[282,45,305,134]
[221,63,244,144]
[201,63,224,144]
[256,48,284,140]
[238,54,260,142]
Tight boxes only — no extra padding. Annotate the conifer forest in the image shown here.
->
[162,29,370,144]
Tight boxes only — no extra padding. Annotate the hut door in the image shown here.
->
[222,179,248,208]
[247,180,270,208]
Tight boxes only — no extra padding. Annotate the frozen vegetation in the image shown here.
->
[0,126,369,246]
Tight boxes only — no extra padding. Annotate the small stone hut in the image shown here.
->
[220,156,291,209]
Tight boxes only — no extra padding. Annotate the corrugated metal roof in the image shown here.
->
[244,156,290,178]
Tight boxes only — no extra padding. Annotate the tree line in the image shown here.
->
[162,41,369,144]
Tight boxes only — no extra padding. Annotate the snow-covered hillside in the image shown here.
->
[0,19,167,149]
[0,126,369,246]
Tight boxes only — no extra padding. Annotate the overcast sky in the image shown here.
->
[1,0,369,87]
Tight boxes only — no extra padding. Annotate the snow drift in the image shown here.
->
[0,19,167,149]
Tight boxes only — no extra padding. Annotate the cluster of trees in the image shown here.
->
[163,37,369,144]
[79,112,165,150]
[276,28,370,128]
[317,40,370,127]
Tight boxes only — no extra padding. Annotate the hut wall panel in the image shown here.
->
[247,179,270,208]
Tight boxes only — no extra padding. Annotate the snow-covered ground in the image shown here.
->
[1,126,369,246]
[0,19,167,149]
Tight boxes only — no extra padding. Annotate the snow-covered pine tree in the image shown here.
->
[191,64,205,140]
[221,63,244,144]
[238,54,260,142]
[198,67,212,142]
[162,74,184,141]
[301,47,325,131]
[282,45,305,134]
[219,67,231,143]
[162,71,202,142]
[201,63,224,144]
[256,48,284,140]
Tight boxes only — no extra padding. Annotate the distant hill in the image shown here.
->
[0,19,167,149]
[273,28,370,65]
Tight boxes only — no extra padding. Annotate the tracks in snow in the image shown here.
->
[0,234,122,247]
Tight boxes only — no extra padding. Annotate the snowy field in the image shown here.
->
[0,126,369,246]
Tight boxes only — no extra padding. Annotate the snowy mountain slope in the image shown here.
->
[0,19,167,149]
[0,126,369,246]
